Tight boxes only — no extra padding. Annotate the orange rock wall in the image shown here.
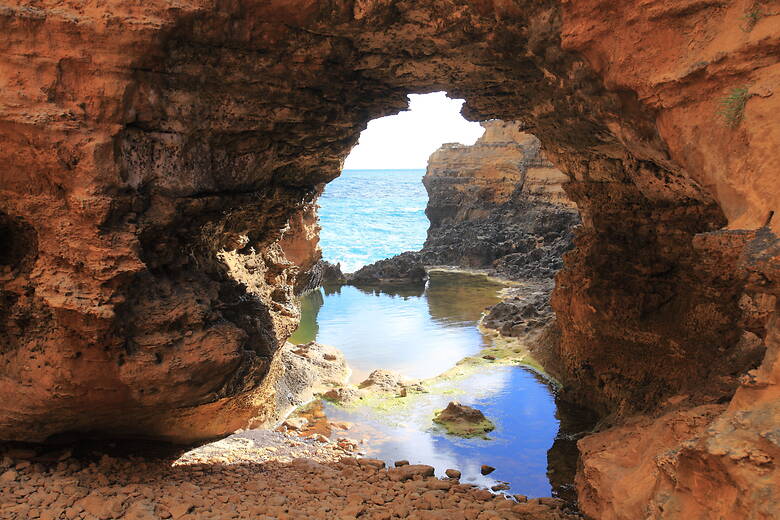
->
[0,1,778,516]
[423,120,570,229]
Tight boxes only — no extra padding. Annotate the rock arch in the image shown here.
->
[1,1,778,516]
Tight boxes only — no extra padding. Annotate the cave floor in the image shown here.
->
[0,434,576,520]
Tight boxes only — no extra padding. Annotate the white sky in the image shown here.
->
[342,92,485,170]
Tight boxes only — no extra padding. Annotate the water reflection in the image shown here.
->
[314,366,559,497]
[290,271,503,382]
[288,270,594,501]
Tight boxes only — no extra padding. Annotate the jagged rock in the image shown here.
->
[482,281,555,338]
[433,402,496,438]
[353,121,580,284]
[274,342,349,420]
[348,253,427,285]
[296,259,347,293]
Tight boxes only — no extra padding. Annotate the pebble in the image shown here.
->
[0,469,17,482]
[0,431,575,520]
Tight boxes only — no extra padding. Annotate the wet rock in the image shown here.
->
[445,469,461,479]
[394,460,410,467]
[433,402,496,438]
[481,465,496,475]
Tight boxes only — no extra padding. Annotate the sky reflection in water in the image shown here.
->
[290,272,570,497]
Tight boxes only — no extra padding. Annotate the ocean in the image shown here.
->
[318,169,428,273]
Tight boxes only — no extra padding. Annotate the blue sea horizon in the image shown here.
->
[319,168,429,273]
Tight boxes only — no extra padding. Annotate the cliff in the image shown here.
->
[424,120,575,231]
[0,1,778,517]
[351,120,580,283]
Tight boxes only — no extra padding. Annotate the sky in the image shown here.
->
[342,92,485,170]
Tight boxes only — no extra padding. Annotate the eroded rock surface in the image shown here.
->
[350,120,579,284]
[433,402,496,438]
[273,341,349,422]
[1,1,779,517]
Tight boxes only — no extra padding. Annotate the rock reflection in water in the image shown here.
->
[290,271,503,382]
[288,270,594,501]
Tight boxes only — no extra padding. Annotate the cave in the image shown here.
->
[0,1,778,518]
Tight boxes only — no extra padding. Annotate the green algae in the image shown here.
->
[432,402,496,439]
[301,269,560,431]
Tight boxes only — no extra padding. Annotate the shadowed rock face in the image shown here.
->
[1,1,779,516]
[423,120,581,279]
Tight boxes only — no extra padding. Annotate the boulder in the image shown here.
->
[433,402,495,437]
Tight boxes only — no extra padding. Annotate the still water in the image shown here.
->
[290,271,503,383]
[289,271,589,499]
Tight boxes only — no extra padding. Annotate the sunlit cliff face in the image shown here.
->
[0,1,778,516]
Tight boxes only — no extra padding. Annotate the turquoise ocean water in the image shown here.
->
[319,169,428,273]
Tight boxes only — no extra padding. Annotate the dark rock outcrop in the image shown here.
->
[349,252,428,286]
[351,121,579,284]
[294,260,346,294]
[482,280,555,338]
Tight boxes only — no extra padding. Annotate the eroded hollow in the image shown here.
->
[0,212,37,272]
[0,0,764,447]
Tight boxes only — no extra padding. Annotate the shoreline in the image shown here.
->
[274,269,579,499]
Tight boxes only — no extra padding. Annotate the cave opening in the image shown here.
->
[277,91,593,499]
[2,2,777,518]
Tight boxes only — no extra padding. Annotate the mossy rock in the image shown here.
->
[433,401,495,438]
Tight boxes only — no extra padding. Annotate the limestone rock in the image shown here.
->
[0,2,778,518]
[357,370,410,393]
[352,121,580,284]
[274,342,349,423]
[433,402,495,438]
[322,386,362,404]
